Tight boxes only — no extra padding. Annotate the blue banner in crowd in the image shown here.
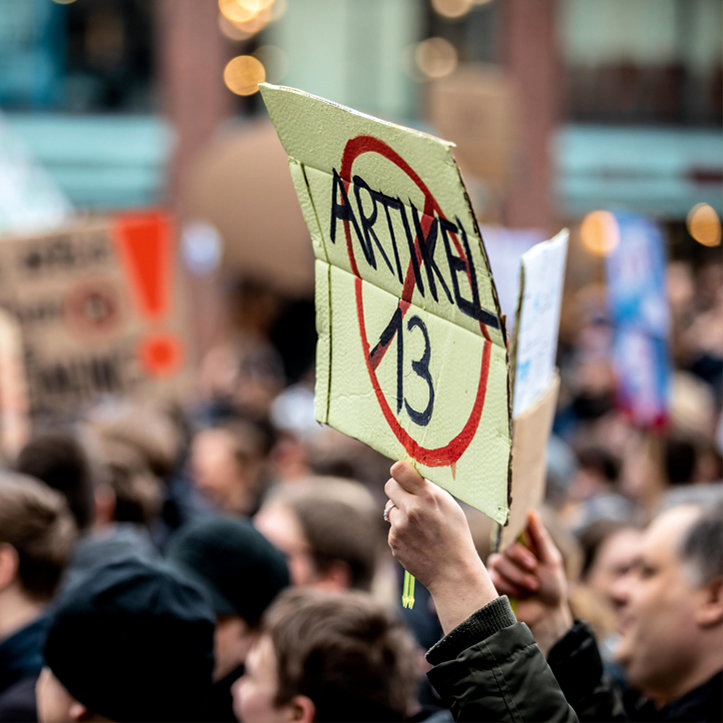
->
[606,211,670,427]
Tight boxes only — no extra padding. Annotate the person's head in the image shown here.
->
[0,472,76,609]
[15,430,96,532]
[579,519,643,613]
[613,500,723,705]
[191,418,273,516]
[232,588,417,723]
[165,516,290,681]
[569,446,620,501]
[37,558,215,723]
[97,437,163,527]
[255,480,379,591]
[88,400,184,480]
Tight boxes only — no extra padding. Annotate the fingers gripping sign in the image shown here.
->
[384,461,499,633]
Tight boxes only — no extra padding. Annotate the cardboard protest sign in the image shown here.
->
[481,225,546,332]
[489,230,567,549]
[261,83,511,523]
[497,372,559,550]
[511,229,568,417]
[0,211,187,423]
[606,211,669,427]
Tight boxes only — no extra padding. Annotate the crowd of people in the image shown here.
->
[0,259,721,723]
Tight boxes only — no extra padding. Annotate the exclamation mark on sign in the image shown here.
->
[113,210,183,377]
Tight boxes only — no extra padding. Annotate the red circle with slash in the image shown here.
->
[340,135,493,467]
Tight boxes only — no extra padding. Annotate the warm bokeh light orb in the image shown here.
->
[415,37,458,79]
[223,55,266,96]
[580,210,621,257]
[218,14,253,41]
[218,0,257,23]
[687,203,721,247]
[233,9,271,35]
[431,0,474,19]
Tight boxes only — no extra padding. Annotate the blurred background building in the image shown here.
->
[1,0,721,358]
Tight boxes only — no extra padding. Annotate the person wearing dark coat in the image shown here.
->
[36,557,215,722]
[489,493,723,723]
[384,462,579,722]
[165,516,290,722]
[0,474,76,722]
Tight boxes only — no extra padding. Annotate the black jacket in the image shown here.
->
[425,596,578,722]
[622,671,722,723]
[0,616,47,722]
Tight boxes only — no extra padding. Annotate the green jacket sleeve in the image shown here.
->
[426,596,579,723]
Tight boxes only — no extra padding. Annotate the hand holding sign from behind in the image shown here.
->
[385,461,498,634]
[488,511,573,655]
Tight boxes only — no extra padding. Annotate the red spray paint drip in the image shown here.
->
[113,210,183,376]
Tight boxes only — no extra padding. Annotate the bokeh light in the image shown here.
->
[223,55,266,96]
[218,0,257,24]
[218,14,253,41]
[233,7,273,34]
[686,203,721,247]
[51,0,78,4]
[580,210,621,256]
[415,37,458,80]
[431,0,474,19]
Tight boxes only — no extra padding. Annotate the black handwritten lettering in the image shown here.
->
[370,310,434,425]
[371,190,405,284]
[410,203,453,305]
[353,175,395,277]
[329,169,375,268]
[404,315,434,426]
[329,169,499,330]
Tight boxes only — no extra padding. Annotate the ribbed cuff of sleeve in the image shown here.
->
[425,595,516,666]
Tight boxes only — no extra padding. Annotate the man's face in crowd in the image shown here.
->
[232,635,295,723]
[255,502,316,587]
[191,429,252,515]
[587,527,644,613]
[614,505,703,702]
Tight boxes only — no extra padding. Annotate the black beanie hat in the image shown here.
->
[44,557,215,722]
[165,516,290,626]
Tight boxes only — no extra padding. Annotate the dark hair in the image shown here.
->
[16,431,95,531]
[576,446,620,484]
[0,472,77,601]
[101,439,163,526]
[663,432,698,486]
[265,589,417,722]
[578,518,639,579]
[289,493,378,591]
[680,501,723,585]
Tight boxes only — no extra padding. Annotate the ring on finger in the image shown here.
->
[383,499,397,523]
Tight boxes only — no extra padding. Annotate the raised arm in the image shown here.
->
[384,460,498,633]
[384,462,579,723]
